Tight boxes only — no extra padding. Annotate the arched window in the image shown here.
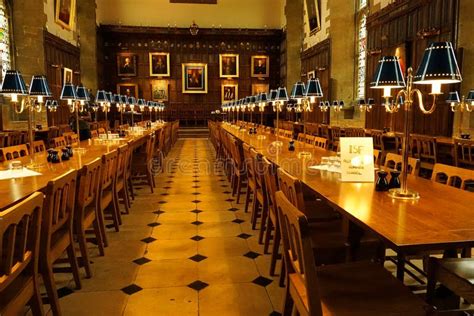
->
[0,0,12,81]
[356,2,367,99]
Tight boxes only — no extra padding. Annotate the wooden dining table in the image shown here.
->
[0,125,163,211]
[222,123,474,281]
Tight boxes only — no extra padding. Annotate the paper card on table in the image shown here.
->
[340,137,374,182]
[0,168,42,180]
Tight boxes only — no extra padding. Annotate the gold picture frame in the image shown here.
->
[117,53,138,77]
[219,54,239,78]
[251,55,270,78]
[305,0,322,34]
[221,84,238,103]
[55,0,76,30]
[63,67,73,85]
[182,63,208,94]
[117,83,139,98]
[149,53,170,77]
[251,83,269,95]
[151,80,169,101]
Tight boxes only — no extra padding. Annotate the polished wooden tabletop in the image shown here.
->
[222,123,474,252]
[0,126,162,211]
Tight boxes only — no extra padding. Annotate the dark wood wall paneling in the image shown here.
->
[300,38,331,124]
[99,25,282,125]
[44,31,81,126]
[365,0,460,136]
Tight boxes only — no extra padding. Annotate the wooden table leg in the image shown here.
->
[397,253,405,281]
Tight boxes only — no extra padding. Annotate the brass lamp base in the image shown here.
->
[298,151,312,159]
[388,188,420,200]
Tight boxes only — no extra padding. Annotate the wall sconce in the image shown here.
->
[357,98,374,112]
[371,42,462,200]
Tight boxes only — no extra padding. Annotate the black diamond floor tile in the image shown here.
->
[191,200,201,203]
[223,191,231,194]
[42,287,74,304]
[192,186,200,189]
[163,186,172,189]
[189,254,208,262]
[158,200,167,204]
[121,284,143,295]
[228,207,239,212]
[153,210,165,215]
[243,251,261,259]
[161,193,169,196]
[232,219,245,224]
[105,224,115,229]
[166,180,174,183]
[133,257,152,265]
[193,180,200,183]
[237,233,252,239]
[225,198,235,202]
[141,237,157,244]
[192,192,201,195]
[190,235,205,241]
[191,209,203,214]
[187,280,209,291]
[191,221,203,226]
[269,311,282,316]
[147,222,161,227]
[252,276,273,287]
[221,185,228,188]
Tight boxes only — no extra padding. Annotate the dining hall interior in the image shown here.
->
[1,0,474,315]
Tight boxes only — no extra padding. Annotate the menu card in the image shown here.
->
[0,168,42,180]
[340,137,374,182]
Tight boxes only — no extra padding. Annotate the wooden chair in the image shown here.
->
[371,130,386,161]
[52,136,67,148]
[276,190,430,316]
[0,132,8,148]
[115,144,131,215]
[411,134,437,174]
[31,140,46,153]
[297,133,305,142]
[0,192,44,316]
[250,147,268,244]
[305,135,316,145]
[229,135,247,203]
[454,139,474,169]
[374,149,381,166]
[345,127,366,137]
[131,134,156,193]
[0,144,29,161]
[65,133,79,145]
[75,158,105,278]
[384,153,420,176]
[427,257,474,310]
[431,163,474,191]
[90,130,99,138]
[330,126,341,150]
[242,143,257,213]
[40,169,81,316]
[314,137,327,149]
[7,131,23,146]
[99,150,121,239]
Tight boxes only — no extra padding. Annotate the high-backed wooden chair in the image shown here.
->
[131,134,156,193]
[40,170,81,316]
[250,148,268,244]
[31,140,46,153]
[384,153,420,176]
[52,136,67,148]
[8,131,23,146]
[330,126,341,150]
[454,138,474,169]
[75,158,105,278]
[431,163,474,191]
[345,127,366,137]
[0,144,29,161]
[65,133,79,145]
[304,135,316,145]
[229,135,247,203]
[242,143,257,213]
[115,144,130,215]
[0,132,8,148]
[276,191,429,316]
[410,134,437,174]
[314,137,327,149]
[297,133,306,142]
[99,150,121,239]
[0,192,44,316]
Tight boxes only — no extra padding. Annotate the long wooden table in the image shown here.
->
[222,123,474,280]
[0,125,163,211]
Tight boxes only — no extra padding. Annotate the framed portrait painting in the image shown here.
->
[219,54,239,78]
[251,55,269,78]
[251,83,269,95]
[117,53,137,77]
[182,63,208,94]
[151,81,169,101]
[221,84,238,103]
[55,0,76,30]
[305,0,321,34]
[117,83,139,98]
[63,67,73,85]
[149,53,170,77]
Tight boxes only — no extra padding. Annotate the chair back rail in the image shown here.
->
[431,163,474,191]
[0,144,29,161]
[277,167,306,212]
[384,153,420,176]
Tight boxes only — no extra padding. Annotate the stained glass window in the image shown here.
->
[360,0,367,10]
[0,0,11,81]
[357,14,367,99]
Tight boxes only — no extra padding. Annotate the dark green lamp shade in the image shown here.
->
[267,89,277,102]
[371,56,406,88]
[324,101,330,107]
[106,92,113,103]
[244,96,251,105]
[332,100,339,106]
[319,101,325,107]
[76,85,90,101]
[357,98,365,106]
[250,96,256,104]
[147,101,153,107]
[61,83,77,100]
[446,91,460,103]
[0,70,27,95]
[260,92,268,103]
[46,99,58,109]
[339,101,345,107]
[291,82,305,99]
[414,42,462,84]
[29,75,52,97]
[137,98,145,106]
[275,87,289,102]
[114,94,122,103]
[466,90,474,102]
[95,90,107,103]
[128,96,137,105]
[367,98,375,106]
[121,95,129,105]
[305,78,323,97]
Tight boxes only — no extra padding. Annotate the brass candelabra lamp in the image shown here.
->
[332,100,344,125]
[371,42,462,200]
[61,83,90,147]
[446,91,473,137]
[96,90,112,139]
[357,98,374,112]
[256,92,268,139]
[46,99,58,127]
[270,88,288,147]
[0,71,51,168]
[319,100,330,124]
[291,78,324,158]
